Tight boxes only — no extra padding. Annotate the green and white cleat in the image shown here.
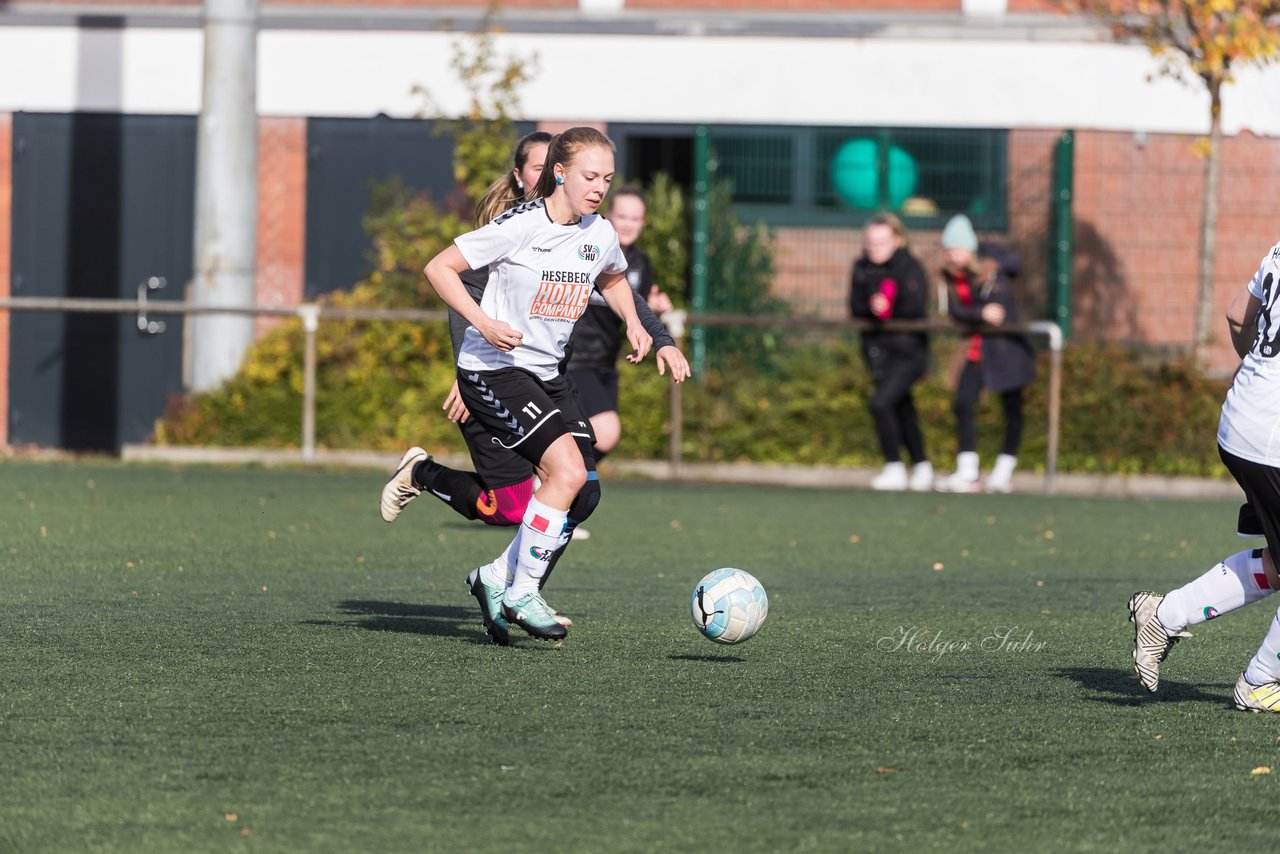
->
[502,591,569,641]
[380,446,427,523]
[468,569,510,646]
[1128,591,1192,693]
[549,607,573,629]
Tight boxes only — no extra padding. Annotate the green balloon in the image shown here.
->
[831,139,918,210]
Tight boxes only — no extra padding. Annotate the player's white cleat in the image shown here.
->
[571,526,591,541]
[380,446,427,523]
[1232,672,1280,712]
[1129,591,1192,692]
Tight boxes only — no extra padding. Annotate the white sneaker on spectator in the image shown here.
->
[985,476,1013,494]
[909,461,934,492]
[937,471,982,493]
[871,462,908,491]
[985,453,1017,494]
[936,452,980,493]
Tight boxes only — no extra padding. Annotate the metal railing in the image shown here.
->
[0,294,1064,491]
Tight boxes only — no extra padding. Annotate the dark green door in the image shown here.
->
[304,115,459,299]
[9,112,195,451]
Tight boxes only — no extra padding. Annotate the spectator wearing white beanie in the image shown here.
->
[937,214,1036,493]
[941,213,979,253]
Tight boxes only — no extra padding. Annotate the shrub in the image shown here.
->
[161,320,1232,480]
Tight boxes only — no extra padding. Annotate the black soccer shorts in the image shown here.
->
[566,366,620,419]
[1220,445,1280,557]
[457,367,596,466]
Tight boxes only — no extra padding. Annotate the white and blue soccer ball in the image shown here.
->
[690,568,768,645]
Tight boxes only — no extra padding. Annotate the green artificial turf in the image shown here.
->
[1,460,1277,852]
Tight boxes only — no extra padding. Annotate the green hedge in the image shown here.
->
[158,318,1231,478]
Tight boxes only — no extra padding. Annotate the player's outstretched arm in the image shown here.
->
[655,345,691,383]
[442,380,470,423]
[629,287,676,352]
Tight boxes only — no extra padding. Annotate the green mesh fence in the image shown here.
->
[696,125,1055,322]
[710,125,1008,229]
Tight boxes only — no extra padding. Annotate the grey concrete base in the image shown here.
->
[119,444,1244,501]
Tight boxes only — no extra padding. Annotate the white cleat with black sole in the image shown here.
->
[380,446,427,523]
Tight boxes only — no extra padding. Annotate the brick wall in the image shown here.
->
[255,117,307,338]
[0,113,9,448]
[1070,129,1280,372]
[1004,128,1058,317]
[758,127,1280,376]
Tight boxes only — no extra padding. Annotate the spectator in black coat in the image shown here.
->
[937,214,1036,493]
[850,213,934,491]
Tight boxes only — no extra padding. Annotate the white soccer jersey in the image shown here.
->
[1219,241,1280,465]
[453,199,628,380]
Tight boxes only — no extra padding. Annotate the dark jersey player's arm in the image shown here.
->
[631,287,675,351]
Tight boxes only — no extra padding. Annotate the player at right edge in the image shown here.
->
[1130,239,1280,711]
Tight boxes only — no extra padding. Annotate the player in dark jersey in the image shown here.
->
[566,186,674,466]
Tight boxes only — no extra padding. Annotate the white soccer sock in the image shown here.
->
[956,451,980,480]
[481,536,521,588]
[480,552,512,588]
[1157,549,1274,633]
[506,497,570,601]
[1245,609,1280,686]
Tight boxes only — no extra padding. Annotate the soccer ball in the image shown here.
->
[690,568,768,645]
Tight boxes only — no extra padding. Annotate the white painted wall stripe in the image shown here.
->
[1,24,1277,137]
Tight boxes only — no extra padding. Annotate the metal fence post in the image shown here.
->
[299,304,320,461]
[1050,130,1074,340]
[690,125,710,376]
[669,380,683,475]
[1030,321,1063,493]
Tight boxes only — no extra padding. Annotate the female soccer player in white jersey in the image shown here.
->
[381,133,678,539]
[380,133,681,630]
[424,127,690,643]
[1129,240,1280,711]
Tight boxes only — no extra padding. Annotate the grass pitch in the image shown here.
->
[2,460,1277,852]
